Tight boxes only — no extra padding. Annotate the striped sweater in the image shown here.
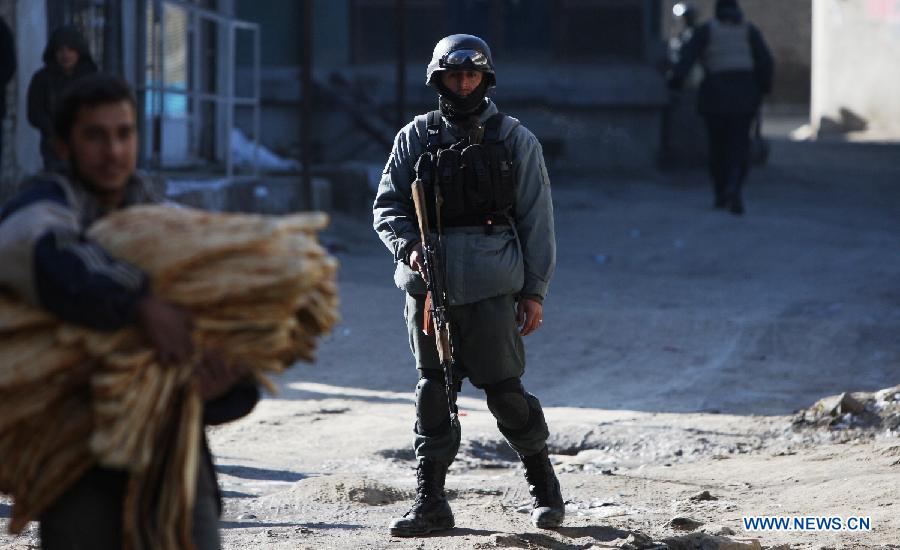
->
[0,172,156,329]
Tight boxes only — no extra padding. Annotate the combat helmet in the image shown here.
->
[426,34,496,89]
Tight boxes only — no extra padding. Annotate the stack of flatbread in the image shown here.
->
[0,205,339,549]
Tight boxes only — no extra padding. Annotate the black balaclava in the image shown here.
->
[715,0,744,23]
[435,77,489,126]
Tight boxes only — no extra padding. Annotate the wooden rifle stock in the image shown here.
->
[411,180,434,336]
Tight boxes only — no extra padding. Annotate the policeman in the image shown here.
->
[668,0,774,215]
[373,34,563,536]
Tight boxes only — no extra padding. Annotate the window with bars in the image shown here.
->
[141,0,259,174]
[163,3,189,116]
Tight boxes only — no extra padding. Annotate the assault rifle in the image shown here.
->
[410,154,459,428]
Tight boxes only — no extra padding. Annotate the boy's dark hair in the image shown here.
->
[52,73,137,141]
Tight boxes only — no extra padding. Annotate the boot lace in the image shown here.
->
[405,460,444,515]
[522,454,557,507]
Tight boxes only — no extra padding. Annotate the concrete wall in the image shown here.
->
[492,65,668,171]
[663,0,812,105]
[812,0,900,138]
[239,63,669,172]
[236,0,670,172]
[316,64,669,172]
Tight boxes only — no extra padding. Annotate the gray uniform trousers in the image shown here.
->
[405,292,550,463]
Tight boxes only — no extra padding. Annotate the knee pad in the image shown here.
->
[483,378,542,435]
[415,372,450,436]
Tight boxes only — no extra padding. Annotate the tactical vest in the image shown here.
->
[703,20,754,73]
[416,110,515,232]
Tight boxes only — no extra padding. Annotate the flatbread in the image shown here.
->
[0,204,340,547]
[0,294,56,334]
[0,330,87,388]
[87,206,326,287]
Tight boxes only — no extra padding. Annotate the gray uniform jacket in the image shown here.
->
[373,100,556,306]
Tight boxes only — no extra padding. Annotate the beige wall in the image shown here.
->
[812,0,900,138]
[664,0,812,105]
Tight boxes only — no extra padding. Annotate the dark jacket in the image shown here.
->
[26,27,98,162]
[0,17,15,119]
[669,17,774,116]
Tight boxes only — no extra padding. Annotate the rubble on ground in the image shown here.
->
[791,385,900,436]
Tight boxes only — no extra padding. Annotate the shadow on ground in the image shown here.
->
[216,464,305,482]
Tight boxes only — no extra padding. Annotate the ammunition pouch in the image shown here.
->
[416,110,515,232]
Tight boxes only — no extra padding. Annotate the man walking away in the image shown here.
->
[669,0,774,215]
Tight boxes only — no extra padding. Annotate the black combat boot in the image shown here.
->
[519,446,565,528]
[389,459,454,537]
[728,197,745,215]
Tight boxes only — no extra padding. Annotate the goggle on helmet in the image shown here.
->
[439,49,491,71]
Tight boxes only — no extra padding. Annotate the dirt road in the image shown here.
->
[2,137,899,549]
